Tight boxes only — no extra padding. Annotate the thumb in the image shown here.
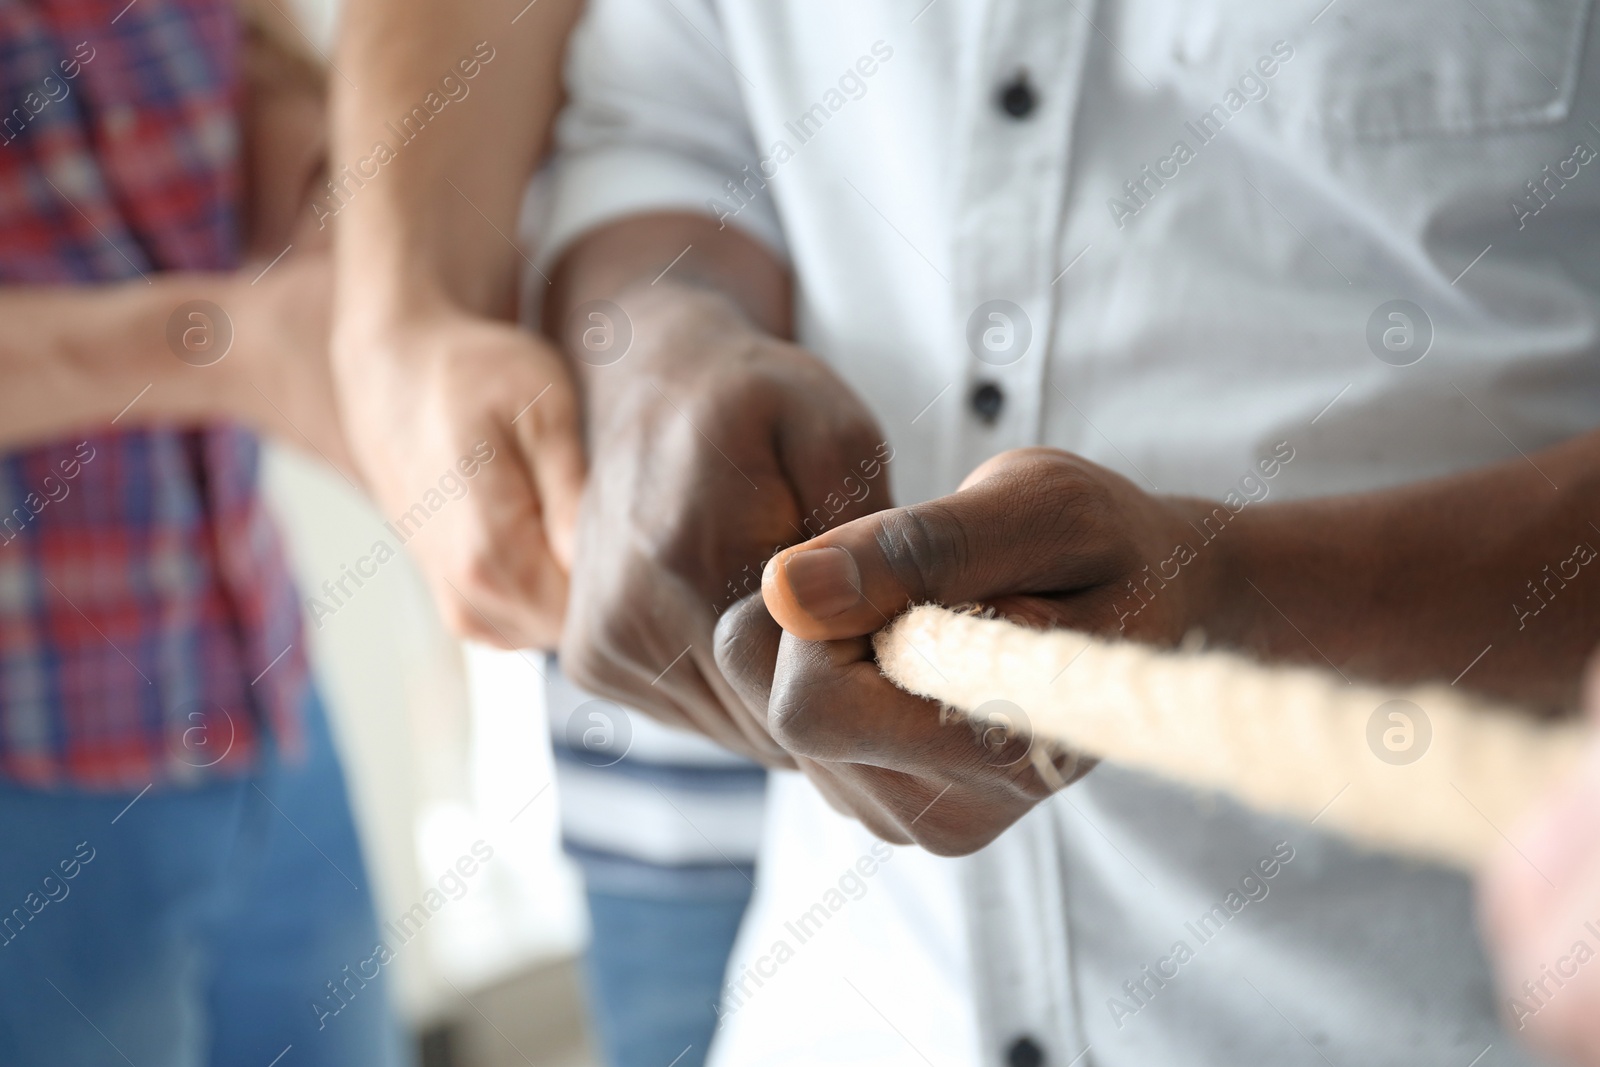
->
[761,449,1103,641]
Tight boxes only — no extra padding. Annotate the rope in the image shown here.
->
[874,605,1586,869]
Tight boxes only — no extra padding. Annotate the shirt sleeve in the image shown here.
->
[537,0,787,267]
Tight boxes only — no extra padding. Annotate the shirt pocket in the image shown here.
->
[1171,0,1595,141]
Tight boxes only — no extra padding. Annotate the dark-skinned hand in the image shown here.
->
[714,446,1222,855]
[560,287,895,766]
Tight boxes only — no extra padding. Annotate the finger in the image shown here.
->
[793,757,916,846]
[565,630,753,757]
[712,593,785,714]
[437,569,556,651]
[461,426,569,646]
[833,762,979,851]
[711,595,800,769]
[561,584,788,765]
[767,630,1059,802]
[411,430,561,649]
[512,379,587,572]
[559,630,764,760]
[806,741,1044,856]
[762,448,1123,641]
[439,594,525,649]
[448,519,568,649]
[688,635,796,768]
[715,595,995,804]
[625,605,782,762]
[441,559,565,649]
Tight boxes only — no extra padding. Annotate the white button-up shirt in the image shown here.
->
[543,0,1600,1063]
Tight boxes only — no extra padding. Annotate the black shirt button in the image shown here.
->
[998,72,1037,119]
[1006,1035,1046,1067]
[971,381,1005,424]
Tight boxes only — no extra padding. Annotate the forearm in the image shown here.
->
[0,277,241,449]
[331,0,581,335]
[1211,432,1600,708]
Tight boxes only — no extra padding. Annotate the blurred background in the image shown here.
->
[265,1,598,1063]
[266,446,596,1067]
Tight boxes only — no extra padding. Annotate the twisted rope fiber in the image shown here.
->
[873,605,1587,869]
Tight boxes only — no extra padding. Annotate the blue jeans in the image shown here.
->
[0,690,407,1067]
[581,868,755,1067]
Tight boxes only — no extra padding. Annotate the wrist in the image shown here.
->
[67,272,269,431]
[621,275,754,334]
[577,281,770,415]
[335,202,515,330]
[333,265,450,333]
[138,274,254,418]
[1158,493,1257,648]
[1172,494,1348,659]
[196,271,305,426]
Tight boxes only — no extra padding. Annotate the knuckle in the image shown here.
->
[558,604,633,697]
[1020,445,1083,476]
[767,677,838,760]
[873,504,967,602]
[1003,453,1122,568]
[523,383,581,438]
[689,366,779,430]
[646,510,702,580]
[1003,447,1092,496]
[1015,452,1099,511]
[682,376,742,429]
[768,699,823,757]
[711,597,764,682]
[589,609,641,671]
[454,551,501,596]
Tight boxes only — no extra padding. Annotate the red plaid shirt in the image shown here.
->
[0,0,308,788]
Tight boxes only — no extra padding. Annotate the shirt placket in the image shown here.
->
[965,812,1086,1067]
[944,0,1090,483]
[949,0,1097,1063]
